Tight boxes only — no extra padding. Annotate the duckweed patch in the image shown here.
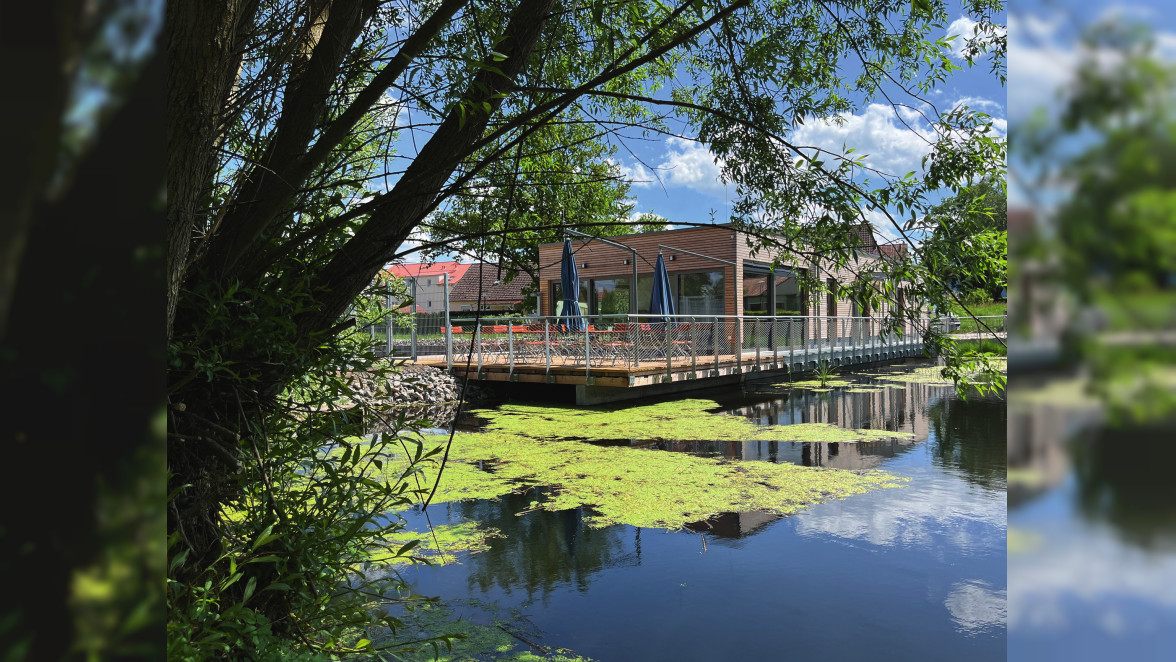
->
[775,379,854,389]
[373,427,908,530]
[370,521,504,568]
[472,399,910,444]
[876,366,956,385]
[381,599,596,661]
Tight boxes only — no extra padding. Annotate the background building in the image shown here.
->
[385,261,470,313]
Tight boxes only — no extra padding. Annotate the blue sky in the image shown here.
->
[608,10,1008,245]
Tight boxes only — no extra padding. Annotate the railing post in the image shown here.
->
[690,317,697,376]
[410,277,418,360]
[713,317,719,375]
[735,316,742,373]
[508,324,514,376]
[789,318,795,368]
[665,319,671,381]
[476,322,483,375]
[817,316,823,367]
[754,318,761,368]
[443,275,452,369]
[545,320,551,375]
[584,319,591,380]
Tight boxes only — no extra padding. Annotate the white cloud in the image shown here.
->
[945,16,979,59]
[609,158,656,188]
[613,137,731,198]
[952,96,1004,114]
[945,15,1006,61]
[791,97,1005,181]
[656,137,729,194]
[793,103,938,176]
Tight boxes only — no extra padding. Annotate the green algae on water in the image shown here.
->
[473,398,911,444]
[774,379,854,389]
[372,428,908,531]
[875,366,956,385]
[367,521,504,568]
[380,599,597,661]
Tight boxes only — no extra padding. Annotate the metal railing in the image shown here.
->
[436,314,935,380]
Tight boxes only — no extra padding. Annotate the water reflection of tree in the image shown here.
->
[925,396,1007,491]
[451,489,635,602]
[1070,421,1176,551]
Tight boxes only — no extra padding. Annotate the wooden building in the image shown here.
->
[536,223,913,324]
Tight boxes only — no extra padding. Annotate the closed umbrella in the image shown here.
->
[649,252,676,324]
[558,239,585,332]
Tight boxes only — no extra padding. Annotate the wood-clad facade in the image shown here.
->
[537,224,912,322]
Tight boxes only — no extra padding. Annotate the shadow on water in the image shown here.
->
[1070,421,1176,551]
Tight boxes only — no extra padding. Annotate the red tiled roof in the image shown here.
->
[449,263,534,304]
[385,261,471,282]
[878,243,908,259]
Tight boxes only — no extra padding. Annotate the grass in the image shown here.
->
[947,300,1007,318]
[955,338,1008,356]
[814,359,838,387]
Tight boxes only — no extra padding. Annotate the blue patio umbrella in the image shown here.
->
[558,239,585,332]
[649,252,676,324]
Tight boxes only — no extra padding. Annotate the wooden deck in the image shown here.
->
[416,338,924,389]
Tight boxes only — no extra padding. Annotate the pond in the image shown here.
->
[379,358,1006,661]
[1008,373,1176,660]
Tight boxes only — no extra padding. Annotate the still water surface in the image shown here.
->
[1008,374,1176,661]
[394,359,1007,660]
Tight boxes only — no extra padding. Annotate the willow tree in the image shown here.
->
[167,0,1005,654]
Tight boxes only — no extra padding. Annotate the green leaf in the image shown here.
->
[251,523,279,552]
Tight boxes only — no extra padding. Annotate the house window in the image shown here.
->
[774,269,803,316]
[743,269,769,315]
[591,278,630,316]
[552,281,589,317]
[678,270,724,315]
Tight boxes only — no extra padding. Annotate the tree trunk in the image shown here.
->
[166,0,259,341]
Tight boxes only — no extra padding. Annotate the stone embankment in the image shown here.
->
[339,363,498,430]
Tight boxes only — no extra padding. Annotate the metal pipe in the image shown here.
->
[657,244,738,266]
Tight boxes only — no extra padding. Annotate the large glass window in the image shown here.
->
[552,280,589,317]
[635,275,654,314]
[743,270,769,315]
[592,278,630,315]
[679,270,725,315]
[774,269,803,315]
